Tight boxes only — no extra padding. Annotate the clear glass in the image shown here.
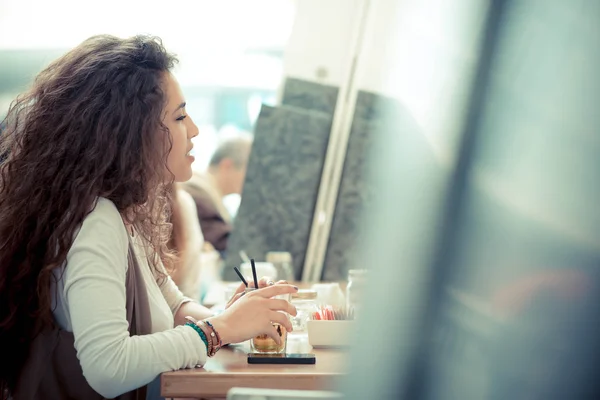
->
[290,298,318,333]
[346,269,368,316]
[249,290,291,354]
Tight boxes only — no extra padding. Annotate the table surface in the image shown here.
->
[161,334,348,398]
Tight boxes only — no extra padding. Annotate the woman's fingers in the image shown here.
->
[226,280,297,315]
[225,281,247,308]
[269,312,293,333]
[255,284,298,298]
[250,277,289,288]
[225,291,245,309]
[265,324,282,345]
[267,299,297,316]
[258,276,275,288]
[233,282,246,295]
[248,276,276,288]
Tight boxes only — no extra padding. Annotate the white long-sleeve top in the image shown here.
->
[51,197,207,399]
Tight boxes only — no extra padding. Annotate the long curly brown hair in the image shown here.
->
[0,34,178,394]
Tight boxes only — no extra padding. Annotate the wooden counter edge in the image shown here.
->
[161,372,344,398]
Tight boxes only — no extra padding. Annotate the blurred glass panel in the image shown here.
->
[344,0,600,399]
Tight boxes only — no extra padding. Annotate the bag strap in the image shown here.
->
[125,239,152,336]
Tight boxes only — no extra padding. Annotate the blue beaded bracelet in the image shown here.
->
[185,321,209,352]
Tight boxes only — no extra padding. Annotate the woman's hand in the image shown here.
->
[225,276,288,309]
[208,284,298,345]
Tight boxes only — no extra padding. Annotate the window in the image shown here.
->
[0,0,296,168]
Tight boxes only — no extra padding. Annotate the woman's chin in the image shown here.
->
[173,168,193,183]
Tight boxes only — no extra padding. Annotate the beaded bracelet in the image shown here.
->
[205,320,223,347]
[184,321,210,354]
[198,320,221,356]
[184,316,222,357]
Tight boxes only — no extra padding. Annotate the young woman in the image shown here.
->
[0,34,297,399]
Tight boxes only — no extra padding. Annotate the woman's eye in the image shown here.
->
[176,115,187,121]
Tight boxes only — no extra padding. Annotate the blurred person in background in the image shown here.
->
[0,34,297,400]
[167,183,205,301]
[183,134,252,257]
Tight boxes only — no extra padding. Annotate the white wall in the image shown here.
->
[0,0,296,52]
[354,0,488,165]
[281,0,364,87]
[281,0,485,128]
[281,0,486,163]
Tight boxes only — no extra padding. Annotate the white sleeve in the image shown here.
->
[157,271,194,315]
[63,199,207,399]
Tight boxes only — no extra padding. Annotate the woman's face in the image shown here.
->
[162,73,199,182]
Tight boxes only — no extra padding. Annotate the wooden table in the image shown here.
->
[161,335,347,399]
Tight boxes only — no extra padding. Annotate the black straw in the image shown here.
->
[233,266,248,287]
[250,258,259,289]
